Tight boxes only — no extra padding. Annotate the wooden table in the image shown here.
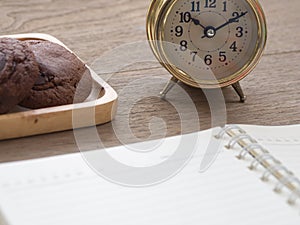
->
[0,0,299,163]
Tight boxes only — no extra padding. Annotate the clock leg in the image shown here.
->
[232,82,247,103]
[160,77,179,99]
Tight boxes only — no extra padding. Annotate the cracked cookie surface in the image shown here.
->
[0,38,39,114]
[20,40,92,109]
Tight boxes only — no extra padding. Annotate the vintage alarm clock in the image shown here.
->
[146,0,267,102]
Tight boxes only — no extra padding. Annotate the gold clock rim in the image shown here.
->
[146,0,267,89]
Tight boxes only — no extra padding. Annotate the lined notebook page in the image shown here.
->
[0,126,299,225]
[243,125,300,177]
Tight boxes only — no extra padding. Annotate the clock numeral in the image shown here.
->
[191,51,198,62]
[180,12,191,23]
[204,54,213,66]
[230,41,238,52]
[236,26,244,38]
[204,0,216,8]
[219,51,227,62]
[175,26,183,37]
[232,12,240,22]
[180,40,188,51]
[223,1,227,12]
[191,1,200,12]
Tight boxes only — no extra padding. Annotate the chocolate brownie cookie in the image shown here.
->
[0,38,39,114]
[20,40,92,109]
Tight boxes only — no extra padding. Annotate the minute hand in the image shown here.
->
[215,11,248,31]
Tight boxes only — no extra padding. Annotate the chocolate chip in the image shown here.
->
[34,73,47,85]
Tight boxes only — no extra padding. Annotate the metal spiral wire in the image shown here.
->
[216,125,300,206]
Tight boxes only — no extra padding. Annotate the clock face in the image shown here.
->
[153,0,266,87]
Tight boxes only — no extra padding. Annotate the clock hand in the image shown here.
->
[201,11,248,38]
[191,17,210,38]
[216,11,248,31]
[191,17,206,30]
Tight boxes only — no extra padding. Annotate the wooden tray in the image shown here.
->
[0,33,118,141]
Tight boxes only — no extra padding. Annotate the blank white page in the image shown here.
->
[0,126,299,225]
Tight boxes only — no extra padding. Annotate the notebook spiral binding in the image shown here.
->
[215,125,300,206]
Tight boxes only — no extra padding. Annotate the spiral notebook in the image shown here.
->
[0,125,299,225]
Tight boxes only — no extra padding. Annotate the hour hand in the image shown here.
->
[191,17,206,30]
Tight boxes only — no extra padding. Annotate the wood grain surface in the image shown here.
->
[0,0,299,163]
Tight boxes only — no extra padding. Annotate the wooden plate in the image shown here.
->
[0,33,118,140]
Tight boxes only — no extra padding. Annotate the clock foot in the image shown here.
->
[232,82,247,103]
[160,77,179,99]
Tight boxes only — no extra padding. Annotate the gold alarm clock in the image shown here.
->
[146,0,267,102]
